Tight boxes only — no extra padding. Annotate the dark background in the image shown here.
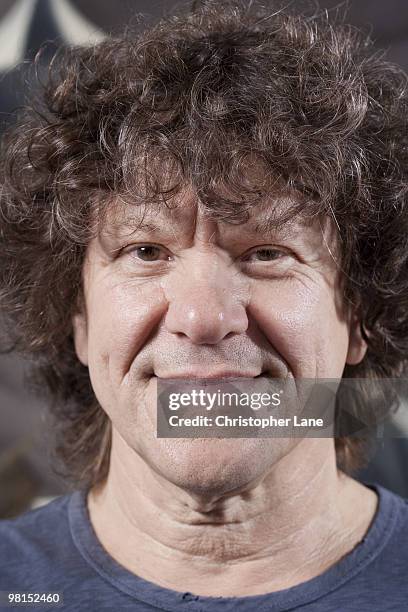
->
[1,0,408,517]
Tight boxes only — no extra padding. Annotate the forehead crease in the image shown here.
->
[100,187,310,239]
[101,201,188,235]
[245,202,302,236]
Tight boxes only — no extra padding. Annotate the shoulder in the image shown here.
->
[375,484,408,557]
[352,483,408,588]
[0,493,71,549]
[0,491,90,589]
[373,483,408,533]
[312,484,408,610]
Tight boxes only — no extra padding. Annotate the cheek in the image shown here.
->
[249,280,350,377]
[85,278,166,405]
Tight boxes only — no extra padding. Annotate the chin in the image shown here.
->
[148,437,277,496]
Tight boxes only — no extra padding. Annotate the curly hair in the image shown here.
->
[1,0,408,488]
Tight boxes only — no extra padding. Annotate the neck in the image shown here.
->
[87,433,378,597]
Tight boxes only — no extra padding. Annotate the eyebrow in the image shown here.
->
[103,198,302,240]
[122,217,291,235]
[250,210,302,238]
[102,219,167,238]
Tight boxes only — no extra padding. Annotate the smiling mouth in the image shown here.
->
[152,371,269,381]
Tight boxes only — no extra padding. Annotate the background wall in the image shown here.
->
[1,0,408,517]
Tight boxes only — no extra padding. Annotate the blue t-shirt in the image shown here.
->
[0,482,407,611]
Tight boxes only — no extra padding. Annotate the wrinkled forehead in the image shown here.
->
[92,182,340,271]
[96,176,326,236]
[98,149,319,225]
[100,187,296,233]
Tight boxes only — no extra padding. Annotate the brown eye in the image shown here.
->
[255,248,283,261]
[128,245,170,262]
[244,248,285,262]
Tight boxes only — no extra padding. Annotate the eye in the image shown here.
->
[125,244,171,262]
[242,247,287,263]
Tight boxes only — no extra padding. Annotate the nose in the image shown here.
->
[163,256,248,344]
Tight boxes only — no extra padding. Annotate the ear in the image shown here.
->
[72,310,89,367]
[346,313,367,366]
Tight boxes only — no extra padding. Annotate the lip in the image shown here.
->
[154,371,264,380]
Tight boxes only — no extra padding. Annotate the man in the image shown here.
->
[1,1,408,610]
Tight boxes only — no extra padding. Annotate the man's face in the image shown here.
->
[73,189,366,495]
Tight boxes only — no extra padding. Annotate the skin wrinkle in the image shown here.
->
[71,190,378,597]
[85,434,373,595]
[0,1,407,515]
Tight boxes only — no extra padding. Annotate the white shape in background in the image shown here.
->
[0,0,37,71]
[49,0,106,46]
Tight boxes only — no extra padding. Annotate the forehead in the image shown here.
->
[97,183,318,239]
[91,186,341,278]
